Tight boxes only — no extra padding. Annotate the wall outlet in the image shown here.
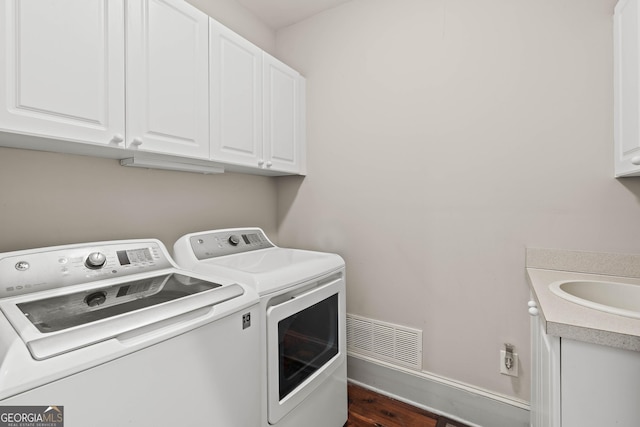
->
[500,348,518,377]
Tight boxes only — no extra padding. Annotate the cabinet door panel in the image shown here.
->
[210,20,262,166]
[562,339,640,427]
[126,0,209,158]
[615,0,640,176]
[263,54,302,173]
[0,0,125,145]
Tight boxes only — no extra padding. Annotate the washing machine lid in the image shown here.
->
[185,248,344,295]
[0,269,246,360]
[174,228,345,295]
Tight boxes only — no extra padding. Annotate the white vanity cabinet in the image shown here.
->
[530,300,640,427]
[0,0,126,147]
[125,0,210,159]
[210,20,305,174]
[614,0,640,177]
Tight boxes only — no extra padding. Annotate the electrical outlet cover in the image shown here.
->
[500,349,519,377]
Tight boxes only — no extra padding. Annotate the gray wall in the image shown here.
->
[0,148,277,253]
[274,0,640,401]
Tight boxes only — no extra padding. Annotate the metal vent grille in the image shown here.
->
[347,314,422,370]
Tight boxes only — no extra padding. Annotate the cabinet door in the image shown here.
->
[0,0,125,146]
[126,0,209,159]
[562,339,640,427]
[614,0,640,177]
[210,20,263,167]
[263,53,304,174]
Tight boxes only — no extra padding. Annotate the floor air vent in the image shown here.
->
[346,314,422,370]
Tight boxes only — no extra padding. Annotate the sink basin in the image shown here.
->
[549,280,640,320]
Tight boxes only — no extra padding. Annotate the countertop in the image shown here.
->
[526,248,640,352]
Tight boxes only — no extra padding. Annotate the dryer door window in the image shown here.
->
[278,293,338,399]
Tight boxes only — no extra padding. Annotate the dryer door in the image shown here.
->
[266,273,346,424]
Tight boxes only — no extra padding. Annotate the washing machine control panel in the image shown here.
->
[0,240,173,298]
[189,228,274,260]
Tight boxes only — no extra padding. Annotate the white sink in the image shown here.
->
[549,280,640,320]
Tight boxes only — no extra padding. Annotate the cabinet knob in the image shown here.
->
[131,137,143,147]
[528,307,539,316]
[266,161,273,168]
[258,159,265,166]
[631,156,640,165]
[111,134,124,144]
[528,300,537,308]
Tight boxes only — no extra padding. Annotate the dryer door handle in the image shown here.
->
[270,274,343,309]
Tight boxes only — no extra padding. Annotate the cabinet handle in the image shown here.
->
[131,137,143,147]
[528,300,537,308]
[266,161,273,168]
[631,156,640,165]
[111,134,124,144]
[258,159,265,166]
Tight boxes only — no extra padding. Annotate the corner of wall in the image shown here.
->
[186,0,276,53]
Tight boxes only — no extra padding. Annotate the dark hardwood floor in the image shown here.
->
[346,383,470,427]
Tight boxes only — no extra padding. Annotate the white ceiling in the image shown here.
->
[234,0,352,29]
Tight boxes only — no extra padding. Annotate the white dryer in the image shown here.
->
[173,228,347,427]
[0,239,261,427]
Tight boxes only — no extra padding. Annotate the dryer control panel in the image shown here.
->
[189,228,274,260]
[0,240,172,298]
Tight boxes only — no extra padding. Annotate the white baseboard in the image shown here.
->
[347,354,530,427]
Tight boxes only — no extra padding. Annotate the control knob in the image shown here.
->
[228,235,241,246]
[85,252,107,269]
[85,291,107,307]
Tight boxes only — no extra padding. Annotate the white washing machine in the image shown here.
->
[0,239,261,427]
[173,228,347,427]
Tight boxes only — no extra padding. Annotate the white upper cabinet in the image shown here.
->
[263,53,305,174]
[0,1,305,175]
[210,20,306,174]
[615,0,640,177]
[126,0,209,159]
[0,0,126,146]
[210,20,263,167]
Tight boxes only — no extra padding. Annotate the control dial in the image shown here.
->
[228,235,241,246]
[85,252,107,269]
[85,291,107,307]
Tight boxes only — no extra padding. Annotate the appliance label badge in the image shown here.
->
[0,406,64,427]
[242,313,251,329]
